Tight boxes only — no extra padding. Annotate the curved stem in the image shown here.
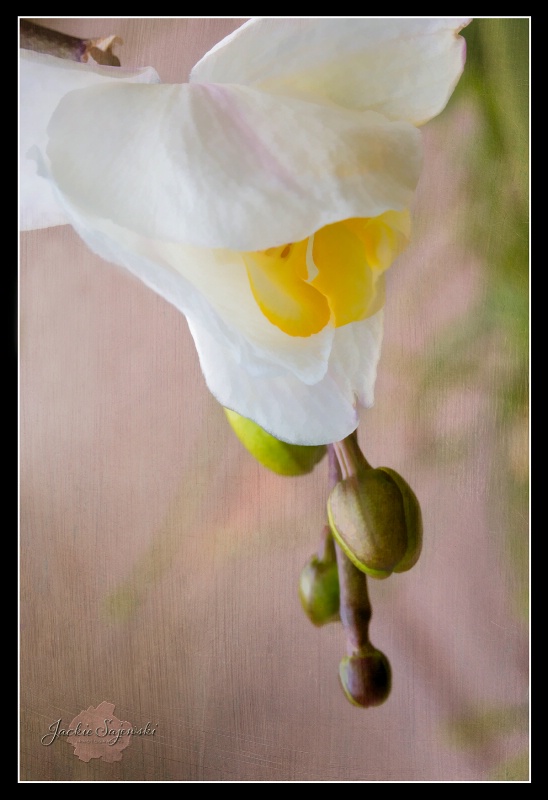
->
[20,20,121,66]
[334,542,372,654]
[328,442,372,655]
[332,431,371,481]
[328,440,342,486]
[317,524,336,563]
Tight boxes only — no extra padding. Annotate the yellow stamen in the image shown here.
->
[243,210,410,338]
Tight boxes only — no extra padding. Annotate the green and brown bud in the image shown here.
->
[339,646,392,708]
[299,555,340,626]
[224,408,326,476]
[328,435,422,578]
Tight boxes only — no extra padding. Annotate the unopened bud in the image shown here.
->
[328,438,422,578]
[339,647,391,708]
[224,409,326,476]
[299,556,340,626]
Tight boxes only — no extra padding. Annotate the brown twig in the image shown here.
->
[327,442,373,654]
[20,20,122,66]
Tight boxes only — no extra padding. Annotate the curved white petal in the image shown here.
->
[19,49,160,231]
[188,309,384,445]
[48,185,335,386]
[191,18,470,126]
[45,81,421,250]
[65,186,383,443]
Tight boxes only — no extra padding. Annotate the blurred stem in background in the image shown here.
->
[422,19,529,780]
[457,18,528,370]
[420,17,528,610]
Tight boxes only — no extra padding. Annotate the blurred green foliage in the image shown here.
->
[468,17,528,584]
[457,18,528,358]
[432,19,529,780]
[420,19,529,599]
[425,18,528,406]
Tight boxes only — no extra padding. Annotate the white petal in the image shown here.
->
[44,81,421,250]
[19,49,160,231]
[31,161,385,443]
[191,18,470,125]
[188,309,384,445]
[327,317,384,409]
[48,187,335,386]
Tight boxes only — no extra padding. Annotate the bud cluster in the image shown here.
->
[299,432,422,708]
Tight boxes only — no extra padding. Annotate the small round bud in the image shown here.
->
[224,409,326,476]
[339,648,391,708]
[299,556,340,626]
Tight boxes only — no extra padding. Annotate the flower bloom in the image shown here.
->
[20,18,469,445]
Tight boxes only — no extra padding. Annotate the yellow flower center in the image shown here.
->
[242,210,410,337]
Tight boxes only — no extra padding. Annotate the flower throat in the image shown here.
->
[242,210,410,337]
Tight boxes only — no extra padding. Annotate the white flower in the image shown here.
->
[20,18,469,445]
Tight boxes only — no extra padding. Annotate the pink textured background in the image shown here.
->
[20,18,528,781]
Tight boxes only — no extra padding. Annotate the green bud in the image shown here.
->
[299,556,340,626]
[224,409,327,476]
[327,440,422,578]
[339,647,392,708]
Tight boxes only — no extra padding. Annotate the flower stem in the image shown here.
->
[20,20,121,66]
[317,524,336,563]
[334,540,372,654]
[328,437,343,486]
[332,430,372,480]
[328,442,373,655]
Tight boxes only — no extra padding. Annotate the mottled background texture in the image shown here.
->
[20,18,529,781]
